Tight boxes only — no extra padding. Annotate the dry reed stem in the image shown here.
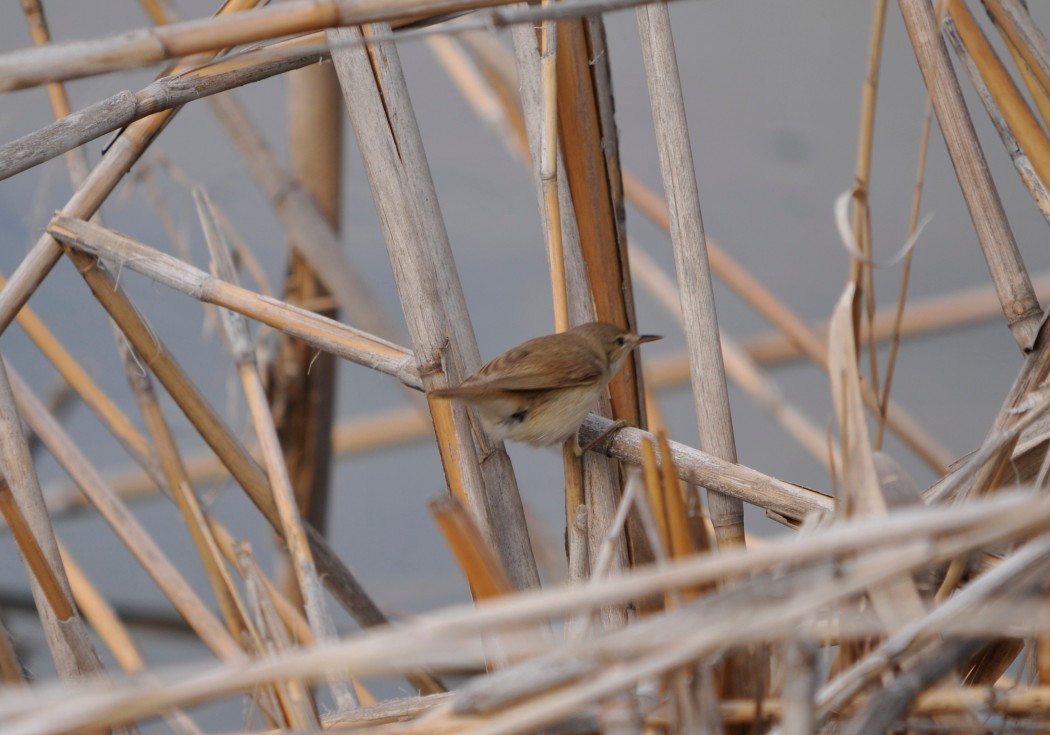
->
[121,340,247,637]
[553,18,645,427]
[630,241,834,471]
[948,20,1050,224]
[899,0,1042,350]
[45,223,440,691]
[233,540,320,730]
[6,490,1050,733]
[0,618,25,685]
[817,529,1050,722]
[207,91,407,348]
[637,2,742,554]
[210,522,314,647]
[580,415,832,522]
[847,0,886,421]
[6,364,246,662]
[533,9,584,543]
[511,20,634,623]
[0,0,522,91]
[46,216,422,387]
[278,61,343,539]
[538,17,567,335]
[56,542,206,733]
[0,358,106,680]
[198,188,357,709]
[736,269,1050,365]
[431,496,516,600]
[0,0,264,338]
[39,406,431,512]
[640,438,669,555]
[329,24,539,594]
[0,479,75,622]
[622,171,953,474]
[983,0,1050,98]
[656,433,698,569]
[562,507,593,641]
[950,0,1050,206]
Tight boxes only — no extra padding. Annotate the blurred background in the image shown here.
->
[2,0,1050,726]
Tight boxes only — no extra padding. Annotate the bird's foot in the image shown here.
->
[576,419,632,457]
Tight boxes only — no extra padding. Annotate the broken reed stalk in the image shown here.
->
[431,496,516,600]
[0,480,75,625]
[197,188,357,709]
[898,0,1042,350]
[231,538,320,730]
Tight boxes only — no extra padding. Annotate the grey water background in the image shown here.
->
[2,0,1050,728]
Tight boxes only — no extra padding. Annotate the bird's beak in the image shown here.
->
[636,334,662,344]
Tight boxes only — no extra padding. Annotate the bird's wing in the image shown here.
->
[467,340,606,390]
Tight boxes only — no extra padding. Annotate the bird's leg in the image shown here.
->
[577,419,632,456]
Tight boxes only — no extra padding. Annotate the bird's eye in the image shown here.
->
[614,336,626,347]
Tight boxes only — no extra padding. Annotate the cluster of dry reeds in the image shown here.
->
[5,0,1050,733]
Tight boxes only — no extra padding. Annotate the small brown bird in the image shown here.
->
[430,321,661,450]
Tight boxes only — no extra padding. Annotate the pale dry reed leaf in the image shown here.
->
[828,282,926,632]
[834,189,931,268]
